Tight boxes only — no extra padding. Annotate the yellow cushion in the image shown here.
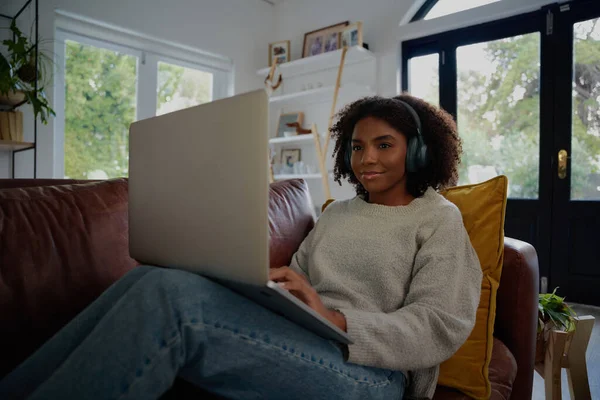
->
[322,175,508,399]
[438,175,508,399]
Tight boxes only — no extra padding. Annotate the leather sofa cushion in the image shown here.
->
[0,179,138,378]
[433,337,517,400]
[268,179,315,269]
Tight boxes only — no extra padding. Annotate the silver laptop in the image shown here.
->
[129,89,351,344]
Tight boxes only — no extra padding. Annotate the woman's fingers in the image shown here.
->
[269,266,306,283]
[268,267,290,282]
[278,279,305,292]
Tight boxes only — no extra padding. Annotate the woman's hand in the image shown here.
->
[269,266,347,332]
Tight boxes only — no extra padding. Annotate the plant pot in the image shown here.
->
[0,111,24,141]
[17,58,38,84]
[0,90,27,107]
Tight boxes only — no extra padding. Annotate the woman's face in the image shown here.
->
[350,116,410,204]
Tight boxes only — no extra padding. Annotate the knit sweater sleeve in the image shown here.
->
[288,222,317,280]
[338,206,482,371]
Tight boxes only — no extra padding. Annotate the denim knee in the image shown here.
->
[140,267,214,298]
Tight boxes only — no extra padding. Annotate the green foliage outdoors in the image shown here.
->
[457,22,600,200]
[64,41,211,179]
[64,41,138,179]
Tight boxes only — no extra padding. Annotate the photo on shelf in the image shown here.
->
[341,22,363,48]
[302,21,349,58]
[281,149,301,168]
[276,112,304,137]
[269,40,290,66]
[324,32,340,53]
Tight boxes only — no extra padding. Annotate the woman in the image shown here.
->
[0,95,482,400]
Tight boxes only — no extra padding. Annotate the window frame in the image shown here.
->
[410,0,439,22]
[410,0,504,22]
[53,11,233,178]
[402,8,542,119]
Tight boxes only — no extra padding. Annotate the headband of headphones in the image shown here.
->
[393,99,422,136]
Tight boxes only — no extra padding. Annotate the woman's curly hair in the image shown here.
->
[331,94,462,198]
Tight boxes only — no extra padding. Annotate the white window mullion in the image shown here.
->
[137,52,158,120]
[53,30,67,178]
[214,70,234,99]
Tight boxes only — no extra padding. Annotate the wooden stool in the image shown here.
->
[534,316,595,399]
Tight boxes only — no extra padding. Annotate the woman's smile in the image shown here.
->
[361,171,384,180]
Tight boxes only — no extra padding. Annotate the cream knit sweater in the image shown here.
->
[289,188,482,399]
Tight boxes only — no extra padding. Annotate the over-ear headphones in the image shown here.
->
[344,99,429,173]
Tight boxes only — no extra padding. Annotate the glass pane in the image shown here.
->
[571,18,600,201]
[425,0,500,20]
[64,40,137,179]
[156,62,213,116]
[408,54,439,106]
[457,33,540,199]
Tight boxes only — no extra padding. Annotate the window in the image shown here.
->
[63,39,138,179]
[157,61,213,116]
[456,34,541,199]
[412,0,501,22]
[407,54,439,106]
[571,18,600,200]
[55,15,232,179]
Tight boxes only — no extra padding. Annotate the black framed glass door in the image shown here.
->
[549,1,600,305]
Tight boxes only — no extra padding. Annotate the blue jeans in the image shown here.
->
[0,266,405,399]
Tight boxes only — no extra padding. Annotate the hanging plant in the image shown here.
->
[0,20,55,125]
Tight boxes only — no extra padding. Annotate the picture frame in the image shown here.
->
[302,21,349,58]
[281,149,301,168]
[341,22,363,48]
[276,112,304,137]
[269,40,291,66]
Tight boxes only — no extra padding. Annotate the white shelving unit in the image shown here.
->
[257,46,375,78]
[268,83,373,107]
[259,46,377,213]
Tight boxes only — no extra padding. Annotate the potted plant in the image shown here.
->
[0,20,55,127]
[536,287,577,363]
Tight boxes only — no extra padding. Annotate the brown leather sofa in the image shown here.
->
[0,178,539,399]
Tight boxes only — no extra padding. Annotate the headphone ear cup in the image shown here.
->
[418,142,429,169]
[407,135,429,172]
[406,136,418,173]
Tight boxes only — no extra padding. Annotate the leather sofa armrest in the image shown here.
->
[494,237,539,400]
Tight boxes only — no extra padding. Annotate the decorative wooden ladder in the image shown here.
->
[311,46,349,200]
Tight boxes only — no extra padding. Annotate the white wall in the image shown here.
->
[0,0,274,178]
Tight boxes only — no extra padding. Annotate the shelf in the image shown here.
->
[257,46,375,78]
[274,173,322,180]
[269,135,315,145]
[269,83,373,105]
[0,140,34,151]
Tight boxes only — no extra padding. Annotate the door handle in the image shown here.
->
[558,149,568,179]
